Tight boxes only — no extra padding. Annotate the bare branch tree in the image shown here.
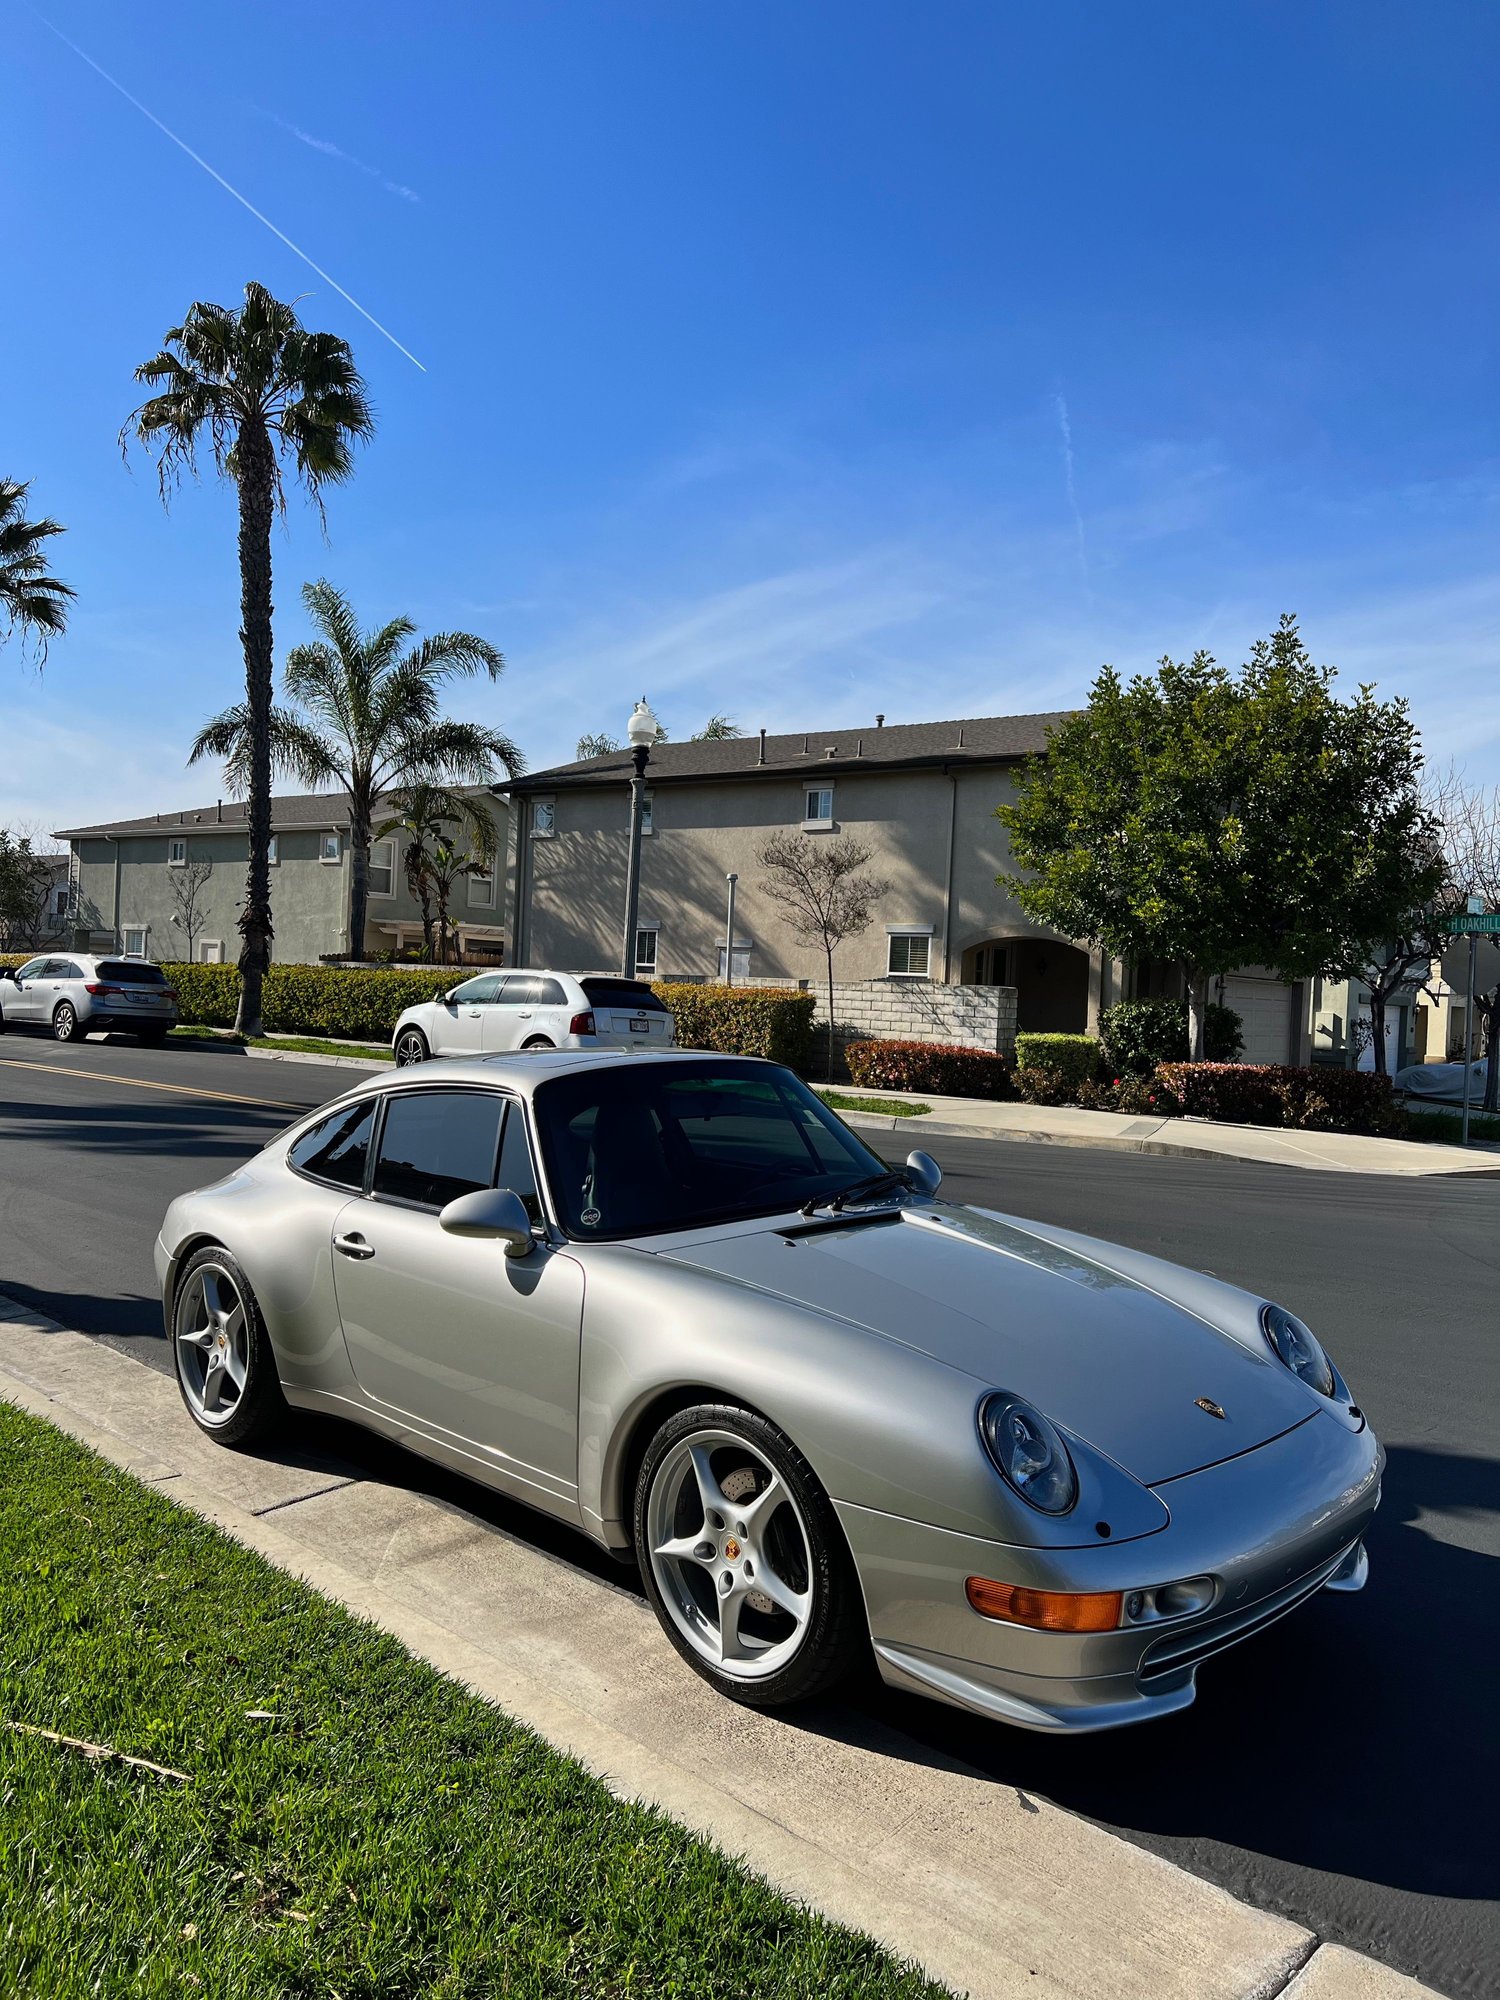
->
[758,831,891,1080]
[1427,764,1500,1110]
[167,854,214,963]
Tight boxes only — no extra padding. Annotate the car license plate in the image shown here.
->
[630,1017,650,1033]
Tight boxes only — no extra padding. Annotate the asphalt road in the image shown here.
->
[1,1034,1496,1998]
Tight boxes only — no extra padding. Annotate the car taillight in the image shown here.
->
[161,988,177,1001]
[84,983,124,997]
[569,1010,596,1036]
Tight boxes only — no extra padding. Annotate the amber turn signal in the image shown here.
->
[964,1577,1124,1632]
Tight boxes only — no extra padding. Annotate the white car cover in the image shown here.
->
[1392,1058,1490,1102]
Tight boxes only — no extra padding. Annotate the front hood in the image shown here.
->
[658,1204,1314,1485]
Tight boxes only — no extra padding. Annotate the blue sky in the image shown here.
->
[5,0,1498,831]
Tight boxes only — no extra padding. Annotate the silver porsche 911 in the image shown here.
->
[155,1050,1381,1731]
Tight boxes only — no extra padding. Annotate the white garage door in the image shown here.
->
[1220,976,1296,1066]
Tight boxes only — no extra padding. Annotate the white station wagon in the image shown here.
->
[391,970,676,1065]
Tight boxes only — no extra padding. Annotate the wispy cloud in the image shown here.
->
[263,110,420,204]
[1054,390,1090,594]
[26,5,425,371]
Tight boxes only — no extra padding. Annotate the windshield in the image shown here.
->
[533,1059,889,1238]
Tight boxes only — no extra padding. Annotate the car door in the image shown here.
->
[431,971,502,1056]
[479,974,530,1052]
[328,1084,583,1510]
[4,957,50,1024]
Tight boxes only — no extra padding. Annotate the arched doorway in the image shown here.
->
[961,936,1091,1034]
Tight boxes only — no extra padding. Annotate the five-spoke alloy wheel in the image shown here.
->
[171,1246,282,1446]
[634,1403,864,1706]
[394,1027,429,1066]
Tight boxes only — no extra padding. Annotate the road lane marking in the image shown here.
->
[0,1054,303,1112]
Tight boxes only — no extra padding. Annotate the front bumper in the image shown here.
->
[839,1409,1381,1733]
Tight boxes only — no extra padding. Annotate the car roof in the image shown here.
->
[348,1046,767,1102]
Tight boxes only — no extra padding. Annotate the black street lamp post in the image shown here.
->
[621,698,658,977]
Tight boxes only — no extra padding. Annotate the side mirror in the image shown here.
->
[444,988,462,1005]
[1,968,16,982]
[438,1186,535,1257]
[905,1149,942,1197]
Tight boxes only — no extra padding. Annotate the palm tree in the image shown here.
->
[377,783,499,963]
[1,478,74,663]
[127,282,374,1034]
[190,580,522,957]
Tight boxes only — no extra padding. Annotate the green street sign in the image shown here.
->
[1448,912,1500,935]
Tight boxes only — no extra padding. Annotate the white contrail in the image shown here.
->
[27,7,425,372]
[264,110,420,204]
[1054,391,1090,589]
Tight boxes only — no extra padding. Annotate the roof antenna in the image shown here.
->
[758,727,767,766]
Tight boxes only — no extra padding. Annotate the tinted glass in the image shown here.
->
[534,1060,883,1239]
[288,1101,375,1191]
[451,973,503,1004]
[580,979,669,1012]
[496,1102,541,1222]
[372,1089,504,1210]
[531,978,566,1006]
[48,961,84,979]
[98,961,168,985]
[16,958,47,980]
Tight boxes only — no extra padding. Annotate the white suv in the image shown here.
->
[0,953,180,1044]
[391,971,676,1065]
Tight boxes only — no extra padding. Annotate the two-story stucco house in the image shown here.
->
[54,789,509,965]
[504,713,1313,1063]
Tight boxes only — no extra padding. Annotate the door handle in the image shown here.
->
[333,1233,375,1260]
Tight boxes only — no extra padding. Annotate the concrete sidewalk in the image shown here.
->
[0,1291,1439,2000]
[829,1090,1500,1177]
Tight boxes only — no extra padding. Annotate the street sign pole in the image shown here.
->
[1462,932,1477,1149]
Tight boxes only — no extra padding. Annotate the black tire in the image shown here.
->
[394,1026,430,1066]
[521,1035,555,1050]
[633,1401,866,1709]
[52,1002,81,1042]
[170,1244,285,1448]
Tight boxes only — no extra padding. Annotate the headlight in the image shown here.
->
[1261,1303,1335,1397]
[979,1394,1078,1514]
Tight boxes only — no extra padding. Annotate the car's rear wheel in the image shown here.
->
[171,1246,284,1447]
[633,1402,865,1708]
[394,1027,430,1066]
[52,1002,81,1042]
[521,1035,555,1050]
[138,1026,169,1046]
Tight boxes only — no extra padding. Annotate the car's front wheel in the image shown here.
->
[52,1002,81,1042]
[633,1402,865,1708]
[171,1246,284,1447]
[394,1026,430,1066]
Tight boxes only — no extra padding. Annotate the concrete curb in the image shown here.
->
[0,1292,1441,2000]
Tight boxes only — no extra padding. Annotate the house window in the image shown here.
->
[369,837,396,898]
[319,833,342,864]
[804,786,834,829]
[887,931,931,978]
[123,926,149,958]
[167,838,187,866]
[468,862,495,909]
[532,799,556,837]
[199,939,225,963]
[267,835,279,865]
[634,927,659,979]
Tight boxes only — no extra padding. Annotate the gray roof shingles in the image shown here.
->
[508,711,1071,792]
[57,791,371,842]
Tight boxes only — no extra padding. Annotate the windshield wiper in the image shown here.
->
[794,1167,909,1219]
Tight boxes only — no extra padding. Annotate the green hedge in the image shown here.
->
[1099,998,1244,1074]
[1013,1032,1100,1087]
[166,963,458,1040]
[652,981,815,1071]
[845,1038,1016,1099]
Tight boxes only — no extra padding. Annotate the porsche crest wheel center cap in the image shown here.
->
[723,1537,741,1562]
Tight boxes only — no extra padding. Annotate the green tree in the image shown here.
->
[758,831,891,1080]
[692,714,743,740]
[1,478,74,663]
[376,783,500,963]
[0,828,57,946]
[998,617,1437,1057]
[190,580,520,957]
[127,282,374,1034]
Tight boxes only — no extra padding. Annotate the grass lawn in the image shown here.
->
[817,1090,932,1118]
[172,1025,393,1062]
[1401,1104,1500,1145]
[0,1405,944,2000]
